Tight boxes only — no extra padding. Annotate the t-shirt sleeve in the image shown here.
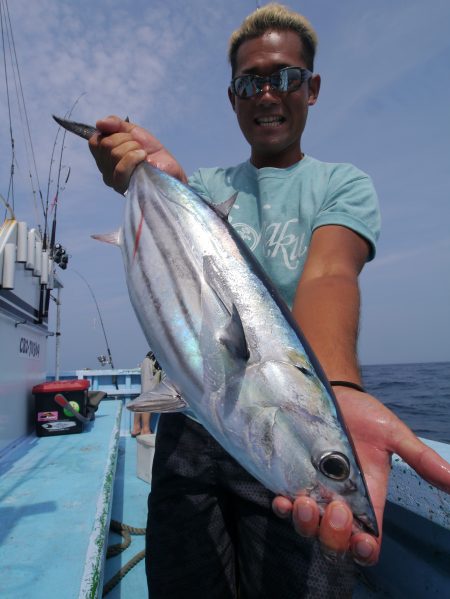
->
[188,169,212,201]
[312,164,381,260]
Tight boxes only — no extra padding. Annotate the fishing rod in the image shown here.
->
[41,93,85,318]
[46,92,86,253]
[72,269,116,371]
[2,0,52,324]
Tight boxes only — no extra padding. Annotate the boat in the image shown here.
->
[0,4,449,597]
[2,367,449,598]
[0,0,65,457]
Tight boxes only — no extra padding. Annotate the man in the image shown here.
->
[89,4,450,597]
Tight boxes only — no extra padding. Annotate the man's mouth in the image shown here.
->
[254,115,286,127]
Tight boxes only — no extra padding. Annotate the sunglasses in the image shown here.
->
[230,66,312,99]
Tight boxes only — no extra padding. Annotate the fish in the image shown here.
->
[53,115,378,536]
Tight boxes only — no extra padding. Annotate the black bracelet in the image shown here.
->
[329,380,366,393]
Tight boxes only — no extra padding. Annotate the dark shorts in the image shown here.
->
[146,413,356,599]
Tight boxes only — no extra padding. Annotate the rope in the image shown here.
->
[102,520,147,597]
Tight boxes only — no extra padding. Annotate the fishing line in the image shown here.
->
[4,0,44,222]
[0,0,44,229]
[0,0,15,215]
[72,268,116,370]
[0,191,14,218]
[46,92,86,248]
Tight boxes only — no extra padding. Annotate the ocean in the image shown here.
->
[361,361,449,444]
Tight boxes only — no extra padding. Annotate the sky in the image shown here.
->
[1,0,449,372]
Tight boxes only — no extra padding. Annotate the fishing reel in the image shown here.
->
[98,355,113,367]
[53,243,69,269]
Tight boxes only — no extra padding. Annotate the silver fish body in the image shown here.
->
[121,162,377,535]
[52,115,377,534]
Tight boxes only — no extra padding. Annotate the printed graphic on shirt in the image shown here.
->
[233,218,309,270]
[233,222,261,251]
[263,219,309,270]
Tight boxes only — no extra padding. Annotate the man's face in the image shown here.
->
[229,30,320,169]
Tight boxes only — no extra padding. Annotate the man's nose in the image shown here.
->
[256,83,282,104]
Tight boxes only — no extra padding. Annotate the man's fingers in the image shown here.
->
[394,434,450,493]
[318,501,353,555]
[272,496,293,519]
[109,139,144,164]
[88,129,147,192]
[113,149,147,194]
[94,116,164,156]
[274,495,382,566]
[350,532,380,566]
[292,497,320,536]
[89,115,188,188]
[95,115,133,135]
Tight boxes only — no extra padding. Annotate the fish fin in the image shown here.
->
[203,255,249,361]
[218,303,249,360]
[287,348,314,376]
[126,380,188,413]
[91,230,122,246]
[211,192,238,220]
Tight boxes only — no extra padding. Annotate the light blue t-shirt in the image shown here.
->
[189,155,381,309]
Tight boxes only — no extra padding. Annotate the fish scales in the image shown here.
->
[52,115,378,535]
[124,163,377,533]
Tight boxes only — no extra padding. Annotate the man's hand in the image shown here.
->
[272,386,450,564]
[88,115,187,194]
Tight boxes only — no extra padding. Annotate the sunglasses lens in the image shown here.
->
[232,68,310,98]
[234,76,256,98]
[279,68,303,92]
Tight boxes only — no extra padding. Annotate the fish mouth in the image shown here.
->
[318,501,379,537]
[309,482,379,537]
[354,513,379,537]
[254,115,286,127]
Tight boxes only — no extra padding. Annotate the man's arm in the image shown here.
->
[273,225,450,564]
[280,224,377,561]
[291,224,368,384]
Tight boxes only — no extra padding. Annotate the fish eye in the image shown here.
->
[316,451,350,481]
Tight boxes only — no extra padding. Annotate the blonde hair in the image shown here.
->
[228,3,318,75]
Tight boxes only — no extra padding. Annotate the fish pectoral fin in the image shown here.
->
[286,348,314,377]
[126,380,188,413]
[202,255,249,361]
[218,303,250,361]
[91,230,122,246]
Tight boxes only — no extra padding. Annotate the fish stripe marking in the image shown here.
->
[139,188,203,293]
[132,209,145,261]
[127,198,203,392]
[137,188,201,332]
[53,120,378,534]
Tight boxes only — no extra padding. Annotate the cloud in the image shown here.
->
[370,237,450,269]
[313,1,450,140]
[3,0,449,369]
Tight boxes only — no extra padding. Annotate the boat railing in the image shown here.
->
[47,368,142,397]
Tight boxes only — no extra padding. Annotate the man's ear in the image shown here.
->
[228,87,236,112]
[308,74,321,106]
